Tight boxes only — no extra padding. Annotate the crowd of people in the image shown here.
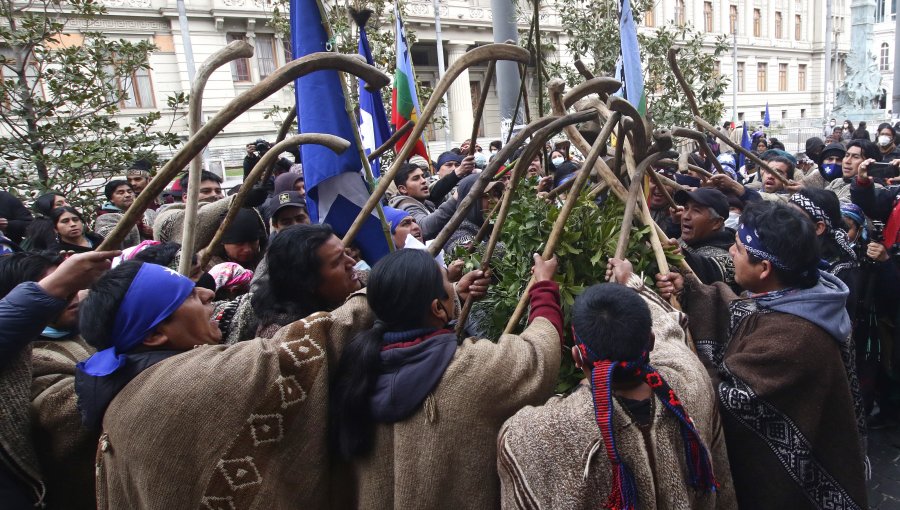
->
[0,116,898,509]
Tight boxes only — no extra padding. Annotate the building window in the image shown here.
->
[876,0,887,22]
[645,7,655,26]
[704,2,714,32]
[881,43,890,71]
[753,9,761,37]
[801,108,806,117]
[737,62,745,92]
[781,109,787,119]
[675,0,685,25]
[778,63,787,91]
[775,12,783,39]
[730,5,738,34]
[738,111,744,121]
[795,15,802,40]
[227,33,251,82]
[757,63,767,91]
[283,38,292,62]
[118,67,155,109]
[255,34,278,80]
[798,64,807,90]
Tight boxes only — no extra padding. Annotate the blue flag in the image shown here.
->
[291,0,390,264]
[739,121,751,171]
[763,102,771,128]
[357,24,392,178]
[619,0,646,114]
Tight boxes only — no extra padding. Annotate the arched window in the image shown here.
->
[881,43,890,71]
[675,0,686,26]
[704,2,714,32]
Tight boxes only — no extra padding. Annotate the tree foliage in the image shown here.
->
[545,0,730,128]
[451,179,682,392]
[0,0,186,212]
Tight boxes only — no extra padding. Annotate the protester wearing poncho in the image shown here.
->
[76,260,375,508]
[499,274,736,510]
[680,202,867,509]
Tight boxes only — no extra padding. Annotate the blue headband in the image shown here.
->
[78,263,195,377]
[737,222,793,271]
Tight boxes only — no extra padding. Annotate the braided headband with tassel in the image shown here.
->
[576,334,718,510]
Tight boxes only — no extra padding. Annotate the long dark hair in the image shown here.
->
[50,206,88,237]
[329,249,448,459]
[23,193,66,251]
[251,224,334,327]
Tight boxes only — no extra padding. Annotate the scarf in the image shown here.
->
[789,194,856,264]
[576,336,717,510]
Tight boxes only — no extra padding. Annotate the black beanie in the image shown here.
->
[222,208,264,244]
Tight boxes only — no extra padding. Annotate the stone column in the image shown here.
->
[446,42,475,144]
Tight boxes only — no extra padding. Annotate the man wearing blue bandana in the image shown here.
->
[656,200,867,509]
[74,258,375,508]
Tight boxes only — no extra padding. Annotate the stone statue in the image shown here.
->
[833,0,884,116]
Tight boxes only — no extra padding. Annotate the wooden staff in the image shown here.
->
[342,43,530,248]
[614,153,665,260]
[670,127,726,176]
[546,176,576,200]
[573,59,595,80]
[657,158,711,178]
[366,121,414,162]
[472,198,501,245]
[197,134,349,269]
[503,111,621,334]
[692,115,789,184]
[180,41,255,275]
[427,110,595,257]
[587,181,609,199]
[468,61,495,156]
[261,105,298,183]
[96,52,389,252]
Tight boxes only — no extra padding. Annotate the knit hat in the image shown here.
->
[805,137,825,154]
[222,208,266,244]
[760,149,797,166]
[274,172,303,195]
[381,206,412,234]
[436,151,462,170]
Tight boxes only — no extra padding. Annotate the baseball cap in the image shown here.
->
[674,188,729,219]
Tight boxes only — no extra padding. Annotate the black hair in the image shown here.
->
[132,242,184,268]
[0,251,64,299]
[768,138,785,151]
[330,248,448,459]
[764,155,796,180]
[274,157,293,174]
[79,261,144,350]
[178,170,223,191]
[741,201,819,288]
[251,224,335,328]
[489,140,502,150]
[392,163,422,189]
[33,192,64,216]
[846,139,881,161]
[572,283,651,362]
[794,188,847,263]
[104,180,130,201]
[877,122,894,136]
[843,120,855,132]
[50,206,86,229]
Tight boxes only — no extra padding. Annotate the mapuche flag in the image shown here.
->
[353,8,392,178]
[619,0,646,114]
[290,0,390,264]
[391,6,429,161]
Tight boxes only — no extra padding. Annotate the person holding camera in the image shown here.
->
[243,139,271,180]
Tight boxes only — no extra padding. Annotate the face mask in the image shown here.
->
[829,120,836,127]
[490,149,497,155]
[878,135,893,147]
[725,211,741,230]
[551,157,564,167]
[474,152,487,168]
[820,163,841,182]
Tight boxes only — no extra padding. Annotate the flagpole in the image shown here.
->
[732,18,737,128]
[314,0,394,251]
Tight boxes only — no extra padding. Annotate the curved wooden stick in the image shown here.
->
[468,61,495,156]
[692,116,788,184]
[614,152,665,260]
[608,96,649,161]
[97,52,389,251]
[367,121,414,162]
[667,48,703,127]
[198,134,349,269]
[342,43,531,248]
[658,158,713,178]
[671,127,726,176]
[573,59,595,80]
[503,111,621,334]
[181,40,255,275]
[561,76,621,109]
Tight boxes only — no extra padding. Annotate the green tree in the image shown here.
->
[0,0,185,210]
[542,0,729,128]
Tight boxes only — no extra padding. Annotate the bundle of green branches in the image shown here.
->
[450,177,681,392]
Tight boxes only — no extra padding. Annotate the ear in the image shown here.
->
[142,328,169,348]
[571,346,584,370]
[758,259,774,281]
[815,221,827,237]
[429,297,446,324]
[397,184,408,195]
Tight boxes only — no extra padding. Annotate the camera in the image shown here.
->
[255,140,271,154]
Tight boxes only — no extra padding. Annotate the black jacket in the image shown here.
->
[0,191,33,244]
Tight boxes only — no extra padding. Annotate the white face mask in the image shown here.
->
[551,157,564,167]
[829,120,836,127]
[725,211,741,230]
[473,152,487,168]
[490,149,497,155]
[878,135,893,147]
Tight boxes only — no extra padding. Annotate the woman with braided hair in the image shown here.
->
[499,260,735,510]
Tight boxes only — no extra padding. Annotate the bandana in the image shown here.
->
[77,263,195,377]
[789,194,856,263]
[208,262,253,291]
[840,203,868,243]
[575,332,717,509]
[737,222,793,271]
